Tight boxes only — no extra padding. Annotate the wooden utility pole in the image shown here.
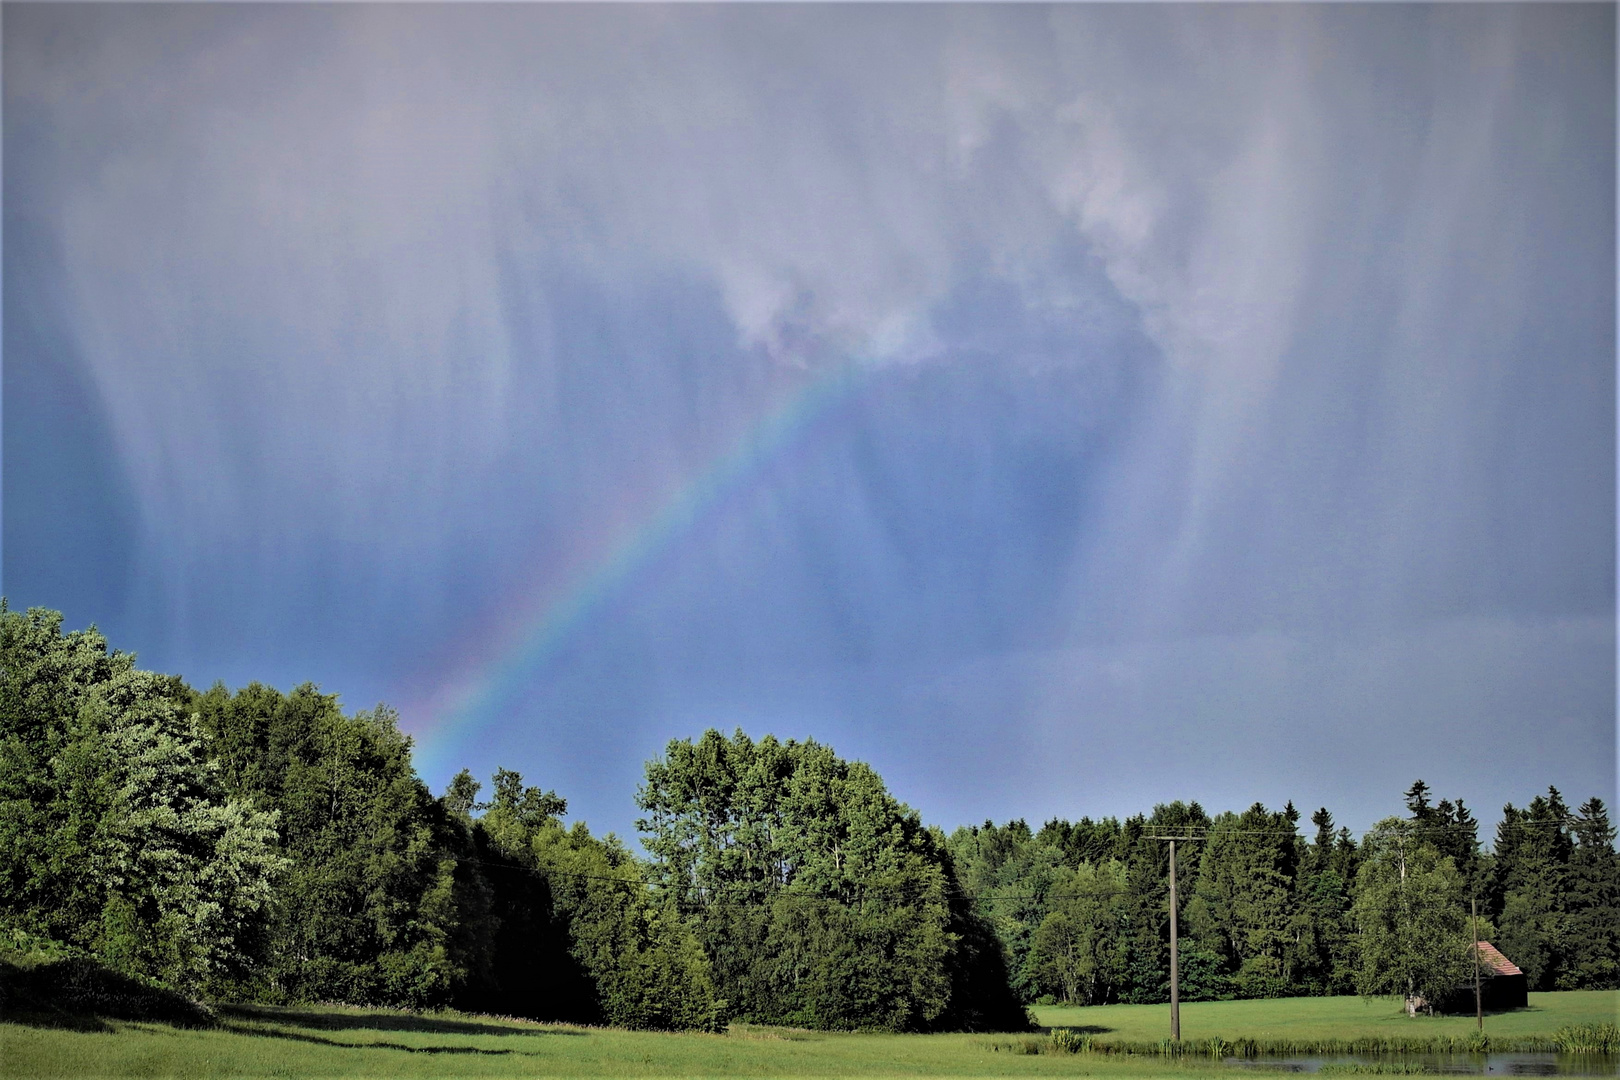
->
[1472,897,1483,1032]
[1150,834,1198,1041]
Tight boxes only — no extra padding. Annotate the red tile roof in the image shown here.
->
[1475,941,1523,977]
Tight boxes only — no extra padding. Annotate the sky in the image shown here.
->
[4,3,1614,844]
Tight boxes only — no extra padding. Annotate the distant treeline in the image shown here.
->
[947,783,1618,1007]
[1,605,1615,1032]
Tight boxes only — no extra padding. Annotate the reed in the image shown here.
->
[1552,1023,1619,1053]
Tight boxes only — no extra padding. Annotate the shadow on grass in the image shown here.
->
[217,1020,526,1056]
[0,954,587,1052]
[0,956,212,1031]
[0,1009,118,1033]
[219,1003,585,1039]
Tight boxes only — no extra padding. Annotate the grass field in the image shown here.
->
[0,1009,1230,1080]
[1034,991,1620,1045]
[1,992,1613,1079]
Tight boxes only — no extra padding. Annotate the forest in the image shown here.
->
[2,604,1616,1031]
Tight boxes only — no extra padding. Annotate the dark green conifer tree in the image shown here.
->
[1187,803,1297,998]
[1491,787,1573,990]
[1559,797,1619,989]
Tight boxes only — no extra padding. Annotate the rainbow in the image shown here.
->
[411,360,866,780]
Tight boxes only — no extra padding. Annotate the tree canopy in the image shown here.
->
[1351,818,1471,1011]
[0,606,282,992]
[636,729,1024,1031]
[3,605,1616,1030]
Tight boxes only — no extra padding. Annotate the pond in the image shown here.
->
[1225,1052,1618,1076]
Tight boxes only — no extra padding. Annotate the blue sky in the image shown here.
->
[5,4,1614,842]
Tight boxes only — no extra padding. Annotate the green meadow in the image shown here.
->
[4,992,1614,1079]
[1033,990,1620,1044]
[0,1010,1224,1080]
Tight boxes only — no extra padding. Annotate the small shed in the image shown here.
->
[1438,941,1528,1013]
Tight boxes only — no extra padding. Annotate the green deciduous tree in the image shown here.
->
[637,729,1023,1031]
[0,606,283,992]
[945,819,1067,1001]
[1027,859,1131,1004]
[460,765,725,1031]
[534,820,725,1031]
[1352,818,1471,1012]
[193,683,469,1007]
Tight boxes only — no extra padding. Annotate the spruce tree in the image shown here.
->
[1492,788,1573,990]
[1560,797,1619,989]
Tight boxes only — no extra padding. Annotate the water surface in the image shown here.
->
[1225,1052,1617,1076]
